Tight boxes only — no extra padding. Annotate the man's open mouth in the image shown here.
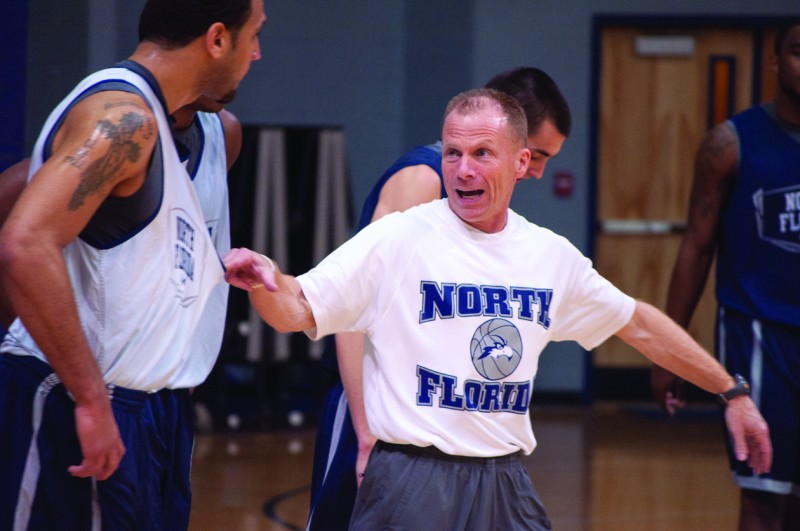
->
[457,189,484,198]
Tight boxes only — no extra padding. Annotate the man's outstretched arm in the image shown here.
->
[618,300,771,475]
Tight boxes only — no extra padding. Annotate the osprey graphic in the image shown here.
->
[479,336,515,361]
[471,318,523,380]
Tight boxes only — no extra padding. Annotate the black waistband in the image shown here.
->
[376,440,522,464]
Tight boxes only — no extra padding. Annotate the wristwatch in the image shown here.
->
[718,374,750,404]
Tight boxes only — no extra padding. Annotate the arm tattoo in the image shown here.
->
[66,111,150,211]
[699,126,736,165]
[691,126,736,220]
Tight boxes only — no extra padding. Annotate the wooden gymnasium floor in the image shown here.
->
[188,401,741,531]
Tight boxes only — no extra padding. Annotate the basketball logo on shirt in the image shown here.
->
[471,318,522,380]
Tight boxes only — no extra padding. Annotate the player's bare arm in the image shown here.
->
[219,109,243,171]
[0,158,30,328]
[620,301,735,390]
[0,91,156,479]
[223,247,316,333]
[370,165,442,222]
[666,122,737,328]
[618,300,771,474]
[336,332,376,487]
[652,122,739,412]
[0,158,28,228]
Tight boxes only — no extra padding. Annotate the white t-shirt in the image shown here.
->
[298,199,635,456]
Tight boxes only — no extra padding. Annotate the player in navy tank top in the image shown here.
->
[652,20,800,530]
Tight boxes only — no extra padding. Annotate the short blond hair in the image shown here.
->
[443,88,528,146]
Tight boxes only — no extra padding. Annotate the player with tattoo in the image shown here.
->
[0,1,264,529]
[652,20,800,530]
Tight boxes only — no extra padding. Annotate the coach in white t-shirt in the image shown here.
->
[224,88,772,530]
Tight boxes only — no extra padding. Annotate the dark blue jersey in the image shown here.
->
[717,104,800,325]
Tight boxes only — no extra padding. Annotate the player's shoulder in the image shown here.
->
[76,87,154,117]
[214,109,242,169]
[41,88,159,198]
[379,164,441,205]
[217,108,241,133]
[698,119,737,160]
[60,89,156,142]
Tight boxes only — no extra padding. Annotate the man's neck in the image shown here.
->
[774,93,800,127]
[172,108,198,130]
[128,42,199,115]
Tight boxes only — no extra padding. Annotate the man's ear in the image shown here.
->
[205,22,228,59]
[516,148,531,177]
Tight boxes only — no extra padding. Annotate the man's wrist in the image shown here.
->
[718,373,750,404]
[259,253,276,272]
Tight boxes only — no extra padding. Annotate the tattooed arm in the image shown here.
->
[651,122,738,414]
[0,91,157,479]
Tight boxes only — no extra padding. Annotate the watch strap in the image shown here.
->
[718,373,750,404]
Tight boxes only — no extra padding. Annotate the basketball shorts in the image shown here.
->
[350,441,552,530]
[0,353,195,530]
[307,380,359,530]
[717,306,800,496]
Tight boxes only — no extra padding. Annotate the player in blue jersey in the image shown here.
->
[226,88,771,530]
[652,20,800,530]
[0,0,263,527]
[307,67,572,530]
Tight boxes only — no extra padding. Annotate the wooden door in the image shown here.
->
[594,26,764,368]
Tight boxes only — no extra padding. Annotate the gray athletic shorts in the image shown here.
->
[350,441,552,530]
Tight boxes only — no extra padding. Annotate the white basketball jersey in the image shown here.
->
[298,199,635,457]
[3,68,224,390]
[176,111,231,383]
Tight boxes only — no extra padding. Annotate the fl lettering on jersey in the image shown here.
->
[755,185,800,252]
[416,281,553,415]
[171,208,209,307]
